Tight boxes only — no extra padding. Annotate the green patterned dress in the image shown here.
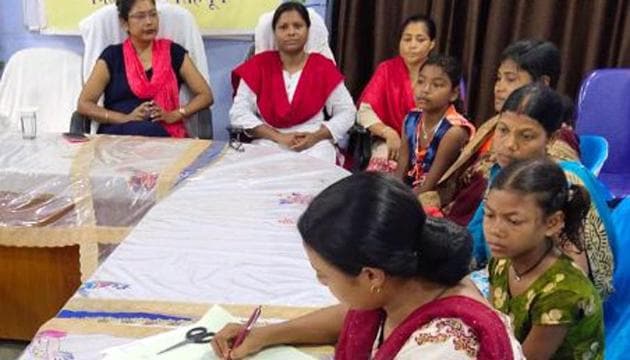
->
[489,255,605,359]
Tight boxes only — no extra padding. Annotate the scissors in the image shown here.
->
[156,326,215,355]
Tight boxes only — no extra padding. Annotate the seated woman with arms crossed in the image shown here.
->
[212,173,524,360]
[77,0,213,137]
[230,2,355,164]
[357,15,436,171]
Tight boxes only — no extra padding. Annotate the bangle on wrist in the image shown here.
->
[105,110,109,123]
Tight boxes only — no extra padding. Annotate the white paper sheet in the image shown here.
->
[102,305,315,360]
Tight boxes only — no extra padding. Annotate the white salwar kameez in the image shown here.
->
[229,69,356,164]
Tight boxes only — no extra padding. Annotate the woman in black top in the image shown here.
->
[77,0,212,137]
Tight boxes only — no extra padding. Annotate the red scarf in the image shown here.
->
[335,296,514,360]
[122,38,186,138]
[231,51,344,129]
[358,56,415,134]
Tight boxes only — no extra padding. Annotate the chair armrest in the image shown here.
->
[185,108,213,139]
[70,111,91,134]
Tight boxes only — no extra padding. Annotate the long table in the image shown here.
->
[18,143,349,359]
[0,133,225,340]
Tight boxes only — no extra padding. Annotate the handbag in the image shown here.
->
[347,124,372,172]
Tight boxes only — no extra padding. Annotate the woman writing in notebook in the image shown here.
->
[77,0,213,137]
[212,173,524,360]
[230,1,355,164]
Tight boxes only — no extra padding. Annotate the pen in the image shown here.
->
[228,305,262,360]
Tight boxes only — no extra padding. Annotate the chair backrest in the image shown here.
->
[579,135,609,177]
[254,8,335,61]
[576,69,630,174]
[0,48,83,134]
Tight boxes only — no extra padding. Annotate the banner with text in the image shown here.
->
[42,0,283,35]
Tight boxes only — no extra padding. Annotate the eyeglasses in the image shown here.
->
[128,10,158,21]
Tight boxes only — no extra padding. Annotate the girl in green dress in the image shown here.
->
[486,158,604,359]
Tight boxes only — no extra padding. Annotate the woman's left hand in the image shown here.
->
[149,104,184,124]
[160,110,184,124]
[290,132,320,151]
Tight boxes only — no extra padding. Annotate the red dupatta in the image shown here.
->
[231,51,344,129]
[335,296,514,360]
[122,38,186,138]
[358,56,415,134]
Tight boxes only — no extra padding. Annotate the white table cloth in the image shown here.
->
[19,144,350,360]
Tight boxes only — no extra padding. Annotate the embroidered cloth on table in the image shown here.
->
[0,133,225,279]
[18,145,349,359]
[37,298,332,358]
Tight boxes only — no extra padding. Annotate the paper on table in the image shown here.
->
[102,305,316,360]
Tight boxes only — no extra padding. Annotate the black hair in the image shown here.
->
[417,217,473,285]
[297,172,471,286]
[271,1,311,30]
[116,0,155,21]
[500,83,565,136]
[560,94,576,128]
[490,158,589,251]
[500,39,561,88]
[399,14,436,41]
[421,53,464,113]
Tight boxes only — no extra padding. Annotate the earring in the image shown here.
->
[370,285,382,294]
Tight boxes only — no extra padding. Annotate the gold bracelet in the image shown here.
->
[105,110,109,122]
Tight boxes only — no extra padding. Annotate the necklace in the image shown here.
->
[512,242,554,281]
[421,118,443,141]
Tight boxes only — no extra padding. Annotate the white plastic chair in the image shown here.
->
[254,8,335,61]
[77,1,212,138]
[0,47,83,134]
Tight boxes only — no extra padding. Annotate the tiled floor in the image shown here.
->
[0,341,27,360]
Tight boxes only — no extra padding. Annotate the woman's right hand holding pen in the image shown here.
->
[212,305,345,359]
[211,323,269,359]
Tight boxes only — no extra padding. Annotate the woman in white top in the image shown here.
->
[229,2,355,164]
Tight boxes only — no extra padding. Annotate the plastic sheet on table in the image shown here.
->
[0,133,226,279]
